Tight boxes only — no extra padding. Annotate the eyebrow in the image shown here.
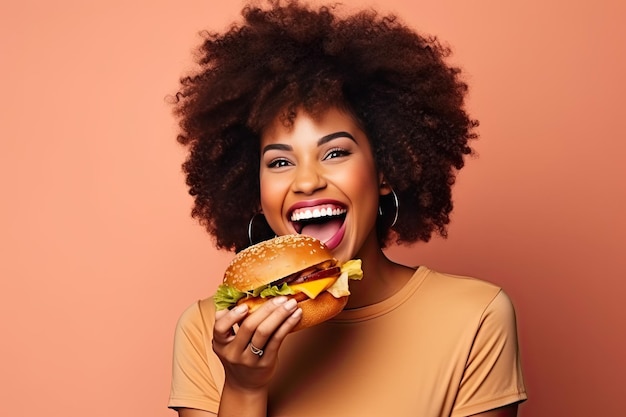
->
[262,131,356,155]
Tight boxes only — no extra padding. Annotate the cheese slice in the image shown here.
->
[289,277,337,299]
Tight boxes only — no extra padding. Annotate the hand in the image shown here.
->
[212,296,303,391]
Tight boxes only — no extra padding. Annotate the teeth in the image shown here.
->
[291,206,346,222]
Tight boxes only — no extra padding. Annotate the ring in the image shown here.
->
[249,342,264,357]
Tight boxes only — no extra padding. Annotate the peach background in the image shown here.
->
[1,1,624,416]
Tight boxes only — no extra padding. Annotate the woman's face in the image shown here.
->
[259,107,385,261]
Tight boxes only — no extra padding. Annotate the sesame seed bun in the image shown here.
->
[224,234,335,290]
[223,234,348,331]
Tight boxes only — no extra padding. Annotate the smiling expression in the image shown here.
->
[260,107,387,262]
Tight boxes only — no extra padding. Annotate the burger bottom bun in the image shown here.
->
[292,292,348,332]
[238,292,348,332]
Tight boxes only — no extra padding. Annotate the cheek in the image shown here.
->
[259,176,272,208]
[350,162,379,192]
[259,174,284,215]
[354,164,382,213]
[352,171,378,190]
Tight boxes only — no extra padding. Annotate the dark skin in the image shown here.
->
[173,3,516,415]
[177,109,519,417]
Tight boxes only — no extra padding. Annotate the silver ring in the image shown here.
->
[249,342,264,357]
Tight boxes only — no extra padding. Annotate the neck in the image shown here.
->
[344,234,415,309]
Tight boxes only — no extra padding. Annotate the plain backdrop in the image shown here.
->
[1,1,624,416]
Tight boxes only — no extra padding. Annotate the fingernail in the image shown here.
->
[292,308,303,318]
[233,304,248,314]
[272,296,288,305]
[284,298,297,310]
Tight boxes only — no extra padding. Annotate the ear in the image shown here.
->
[378,174,392,196]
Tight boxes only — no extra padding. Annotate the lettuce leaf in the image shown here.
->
[327,259,363,297]
[214,282,295,310]
[326,271,350,297]
[341,259,363,281]
[214,284,246,310]
[259,282,295,298]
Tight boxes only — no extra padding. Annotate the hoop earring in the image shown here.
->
[378,188,399,228]
[389,188,399,228]
[247,212,275,246]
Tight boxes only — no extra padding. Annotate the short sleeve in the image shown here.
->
[451,290,527,416]
[168,299,223,413]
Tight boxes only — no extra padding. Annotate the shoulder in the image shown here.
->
[170,298,224,412]
[423,267,501,292]
[174,298,216,341]
[420,268,504,309]
[410,268,520,335]
[171,298,218,371]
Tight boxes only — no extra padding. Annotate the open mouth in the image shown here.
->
[289,204,347,245]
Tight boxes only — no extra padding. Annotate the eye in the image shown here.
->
[323,147,351,160]
[267,158,292,169]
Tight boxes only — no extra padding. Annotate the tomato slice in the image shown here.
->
[291,266,341,284]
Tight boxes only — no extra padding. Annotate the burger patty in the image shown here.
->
[270,260,339,287]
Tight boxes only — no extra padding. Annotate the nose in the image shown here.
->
[291,162,327,195]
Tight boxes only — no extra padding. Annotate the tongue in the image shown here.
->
[301,218,343,244]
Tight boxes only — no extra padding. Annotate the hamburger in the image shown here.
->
[214,234,362,331]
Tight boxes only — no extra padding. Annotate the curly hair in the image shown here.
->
[174,0,478,252]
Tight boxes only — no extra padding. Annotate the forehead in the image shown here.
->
[261,107,363,144]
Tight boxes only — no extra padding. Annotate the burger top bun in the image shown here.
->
[224,234,334,291]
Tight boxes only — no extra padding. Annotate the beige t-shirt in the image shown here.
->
[169,266,527,416]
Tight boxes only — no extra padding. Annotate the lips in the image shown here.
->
[288,201,347,249]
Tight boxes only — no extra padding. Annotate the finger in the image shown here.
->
[213,304,248,344]
[232,296,292,352]
[246,298,301,356]
[259,306,302,356]
[235,296,288,344]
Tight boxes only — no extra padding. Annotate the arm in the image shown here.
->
[170,297,301,416]
[211,296,302,417]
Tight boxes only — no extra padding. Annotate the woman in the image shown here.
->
[169,2,527,416]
